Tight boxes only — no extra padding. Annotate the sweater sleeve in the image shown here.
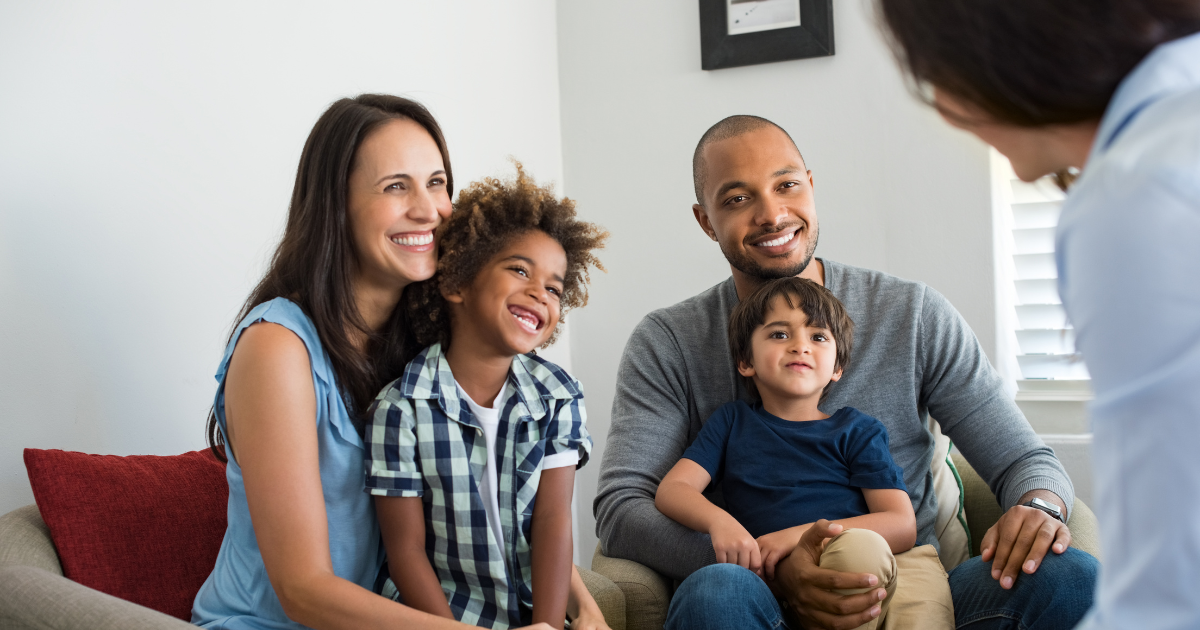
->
[593,316,718,580]
[918,286,1075,516]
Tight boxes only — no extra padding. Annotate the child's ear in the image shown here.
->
[737,360,756,378]
[830,367,843,382]
[440,283,465,305]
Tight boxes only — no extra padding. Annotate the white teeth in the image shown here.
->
[756,231,796,247]
[390,233,434,246]
[512,311,539,333]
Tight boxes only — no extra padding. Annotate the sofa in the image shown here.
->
[0,445,1098,630]
[0,448,627,630]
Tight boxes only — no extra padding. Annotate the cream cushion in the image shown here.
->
[929,417,971,571]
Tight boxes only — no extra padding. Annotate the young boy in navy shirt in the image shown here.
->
[655,277,952,629]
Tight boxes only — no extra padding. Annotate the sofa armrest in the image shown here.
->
[591,546,670,630]
[576,565,626,630]
[951,454,1101,560]
[1064,498,1101,561]
[0,505,62,575]
[0,565,196,630]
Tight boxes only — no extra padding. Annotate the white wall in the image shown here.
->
[1,0,1003,577]
[556,0,996,567]
[0,1,568,514]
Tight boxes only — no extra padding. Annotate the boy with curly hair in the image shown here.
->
[364,164,607,629]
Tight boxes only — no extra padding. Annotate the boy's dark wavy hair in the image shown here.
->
[405,163,607,349]
[729,277,854,403]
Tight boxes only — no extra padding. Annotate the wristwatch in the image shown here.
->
[1022,497,1065,523]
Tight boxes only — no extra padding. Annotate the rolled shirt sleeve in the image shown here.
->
[543,393,592,470]
[364,391,424,497]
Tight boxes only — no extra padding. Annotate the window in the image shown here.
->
[990,150,1090,400]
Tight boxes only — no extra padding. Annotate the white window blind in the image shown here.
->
[991,151,1090,385]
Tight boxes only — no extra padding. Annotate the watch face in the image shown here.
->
[1027,498,1063,521]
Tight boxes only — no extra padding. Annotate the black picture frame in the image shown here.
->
[699,0,834,70]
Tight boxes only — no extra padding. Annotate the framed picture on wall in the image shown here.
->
[699,0,834,70]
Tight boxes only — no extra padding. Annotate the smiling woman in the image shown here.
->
[193,95,580,630]
[345,117,451,330]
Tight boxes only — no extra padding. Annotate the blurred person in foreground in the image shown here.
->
[876,1,1200,628]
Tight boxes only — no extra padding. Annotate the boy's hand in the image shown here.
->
[757,525,807,580]
[568,606,612,630]
[711,519,763,574]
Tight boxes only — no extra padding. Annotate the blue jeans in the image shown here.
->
[666,563,788,630]
[948,548,1098,629]
[665,548,1098,630]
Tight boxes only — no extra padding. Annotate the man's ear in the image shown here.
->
[737,359,756,379]
[441,282,465,305]
[692,203,718,242]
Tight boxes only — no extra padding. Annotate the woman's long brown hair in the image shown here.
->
[206,94,453,461]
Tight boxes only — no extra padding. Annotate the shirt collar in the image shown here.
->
[509,351,583,416]
[1093,31,1200,158]
[398,343,581,425]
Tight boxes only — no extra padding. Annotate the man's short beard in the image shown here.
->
[721,227,819,281]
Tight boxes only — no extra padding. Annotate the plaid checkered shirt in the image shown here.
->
[364,342,592,628]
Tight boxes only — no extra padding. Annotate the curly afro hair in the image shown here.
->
[405,162,607,349]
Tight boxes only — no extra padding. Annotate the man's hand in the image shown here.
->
[979,492,1071,590]
[757,525,807,580]
[711,518,763,574]
[770,520,887,630]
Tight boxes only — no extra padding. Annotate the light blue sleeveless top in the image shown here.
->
[193,298,382,630]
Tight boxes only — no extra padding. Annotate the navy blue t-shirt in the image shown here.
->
[682,401,907,539]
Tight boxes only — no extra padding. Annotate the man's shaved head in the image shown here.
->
[693,115,805,205]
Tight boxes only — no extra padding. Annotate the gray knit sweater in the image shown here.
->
[593,259,1073,580]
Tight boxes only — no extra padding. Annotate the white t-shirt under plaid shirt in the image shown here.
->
[365,342,592,628]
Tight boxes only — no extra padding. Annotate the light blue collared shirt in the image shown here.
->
[1059,31,1200,630]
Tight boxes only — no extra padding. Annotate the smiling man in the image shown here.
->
[593,116,1099,630]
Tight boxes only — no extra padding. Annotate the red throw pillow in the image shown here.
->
[23,448,228,620]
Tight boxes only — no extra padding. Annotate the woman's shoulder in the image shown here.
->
[235,317,309,361]
[239,298,318,340]
[219,298,331,386]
